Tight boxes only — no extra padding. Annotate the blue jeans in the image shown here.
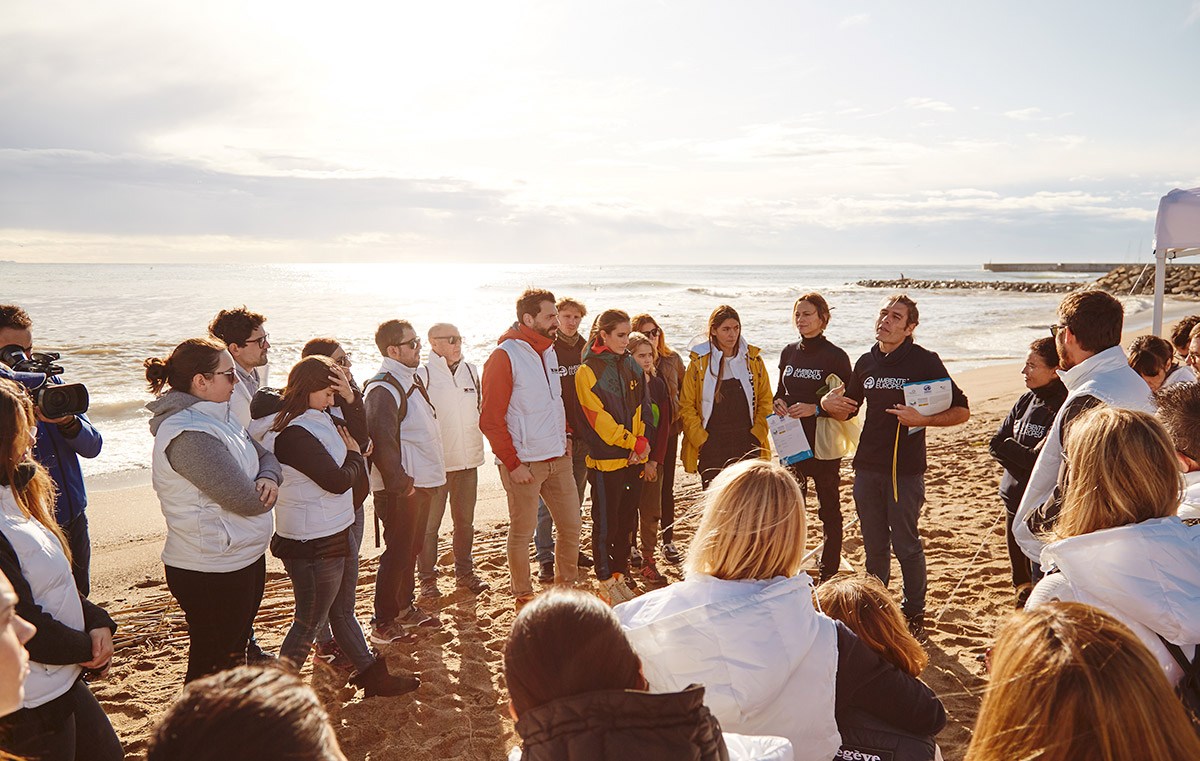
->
[280,542,375,672]
[534,439,590,563]
[315,507,364,645]
[418,468,478,579]
[852,469,927,617]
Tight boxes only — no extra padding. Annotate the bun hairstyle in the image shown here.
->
[271,355,337,433]
[504,589,645,717]
[793,292,832,332]
[145,338,227,395]
[587,309,631,350]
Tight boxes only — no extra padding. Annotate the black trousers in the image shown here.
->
[0,679,123,761]
[788,457,843,579]
[589,467,643,581]
[698,431,759,489]
[165,555,266,683]
[373,488,431,624]
[659,430,681,543]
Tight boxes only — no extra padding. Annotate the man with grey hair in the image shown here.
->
[417,323,490,597]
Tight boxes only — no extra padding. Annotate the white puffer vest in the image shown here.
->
[424,354,485,472]
[153,400,273,572]
[1014,346,1155,563]
[368,358,447,490]
[500,338,567,463]
[0,489,83,708]
[265,409,355,541]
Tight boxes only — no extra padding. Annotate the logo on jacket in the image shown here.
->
[783,366,823,380]
[863,376,875,389]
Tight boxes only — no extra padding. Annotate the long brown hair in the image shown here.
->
[631,312,677,358]
[0,379,70,562]
[1057,407,1180,539]
[504,589,645,716]
[706,305,740,403]
[586,309,631,352]
[966,602,1200,761]
[816,573,927,677]
[271,356,337,433]
[144,338,226,395]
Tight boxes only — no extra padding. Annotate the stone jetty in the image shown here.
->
[854,278,1082,293]
[1086,263,1200,299]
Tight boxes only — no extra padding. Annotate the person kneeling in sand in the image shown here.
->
[614,459,946,759]
[504,588,793,761]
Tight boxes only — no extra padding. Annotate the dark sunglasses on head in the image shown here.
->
[432,335,462,345]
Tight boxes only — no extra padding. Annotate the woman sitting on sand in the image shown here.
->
[504,588,793,761]
[679,305,773,488]
[144,338,281,683]
[988,336,1066,606]
[965,602,1200,761]
[614,459,945,758]
[630,313,686,564]
[0,377,123,760]
[147,666,349,761]
[574,309,651,605]
[817,573,940,761]
[1025,406,1200,685]
[773,292,854,584]
[264,355,417,696]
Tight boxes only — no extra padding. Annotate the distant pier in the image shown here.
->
[983,262,1127,273]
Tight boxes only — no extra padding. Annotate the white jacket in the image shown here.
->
[368,358,446,490]
[499,338,567,463]
[0,489,83,708]
[230,363,268,431]
[423,354,485,472]
[152,399,273,572]
[614,573,841,760]
[1180,470,1200,523]
[1014,346,1154,563]
[264,409,355,541]
[1028,516,1200,684]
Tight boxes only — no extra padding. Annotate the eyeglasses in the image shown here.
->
[431,336,462,345]
[643,328,660,338]
[211,368,238,383]
[1049,324,1064,337]
[334,353,352,368]
[244,333,270,348]
[396,337,421,350]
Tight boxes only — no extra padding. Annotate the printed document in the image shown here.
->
[902,378,952,434]
[767,413,813,465]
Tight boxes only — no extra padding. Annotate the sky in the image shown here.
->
[1,1,1198,264]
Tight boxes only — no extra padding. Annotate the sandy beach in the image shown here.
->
[79,320,1169,760]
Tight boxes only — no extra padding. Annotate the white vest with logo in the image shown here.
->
[153,401,273,572]
[424,354,486,472]
[500,338,567,463]
[367,358,447,490]
[265,409,355,541]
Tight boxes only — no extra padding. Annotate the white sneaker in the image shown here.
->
[599,573,636,606]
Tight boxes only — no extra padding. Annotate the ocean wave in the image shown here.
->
[84,398,150,418]
[686,285,802,299]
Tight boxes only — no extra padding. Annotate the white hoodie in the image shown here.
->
[1028,516,1200,684]
[1014,346,1154,563]
[614,573,841,760]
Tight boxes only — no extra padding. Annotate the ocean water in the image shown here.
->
[0,262,1149,479]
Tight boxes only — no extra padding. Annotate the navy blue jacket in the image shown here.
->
[0,366,102,524]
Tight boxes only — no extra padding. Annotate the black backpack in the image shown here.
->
[1158,635,1200,733]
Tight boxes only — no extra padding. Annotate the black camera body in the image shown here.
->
[0,345,90,419]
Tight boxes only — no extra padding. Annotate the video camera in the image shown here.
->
[0,345,90,419]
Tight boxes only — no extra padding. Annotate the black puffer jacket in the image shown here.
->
[514,685,729,761]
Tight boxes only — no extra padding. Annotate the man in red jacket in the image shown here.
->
[480,288,582,610]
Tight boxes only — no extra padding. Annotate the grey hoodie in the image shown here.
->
[148,391,281,517]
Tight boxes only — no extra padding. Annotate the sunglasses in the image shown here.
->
[1049,324,1064,337]
[396,337,421,349]
[244,333,270,348]
[643,328,660,338]
[211,368,238,382]
[432,336,462,345]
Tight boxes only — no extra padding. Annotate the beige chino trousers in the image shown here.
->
[499,455,582,597]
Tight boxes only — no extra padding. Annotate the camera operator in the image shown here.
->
[0,305,103,597]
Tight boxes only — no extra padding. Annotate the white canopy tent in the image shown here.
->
[1152,187,1200,335]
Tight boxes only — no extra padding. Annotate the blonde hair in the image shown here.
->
[0,378,71,562]
[627,331,657,375]
[817,573,927,677]
[965,602,1200,761]
[685,459,806,580]
[1057,407,1180,539]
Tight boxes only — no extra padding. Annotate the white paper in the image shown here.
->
[766,413,813,465]
[902,378,952,434]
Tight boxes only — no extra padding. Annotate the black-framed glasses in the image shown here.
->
[334,353,353,368]
[211,368,238,382]
[244,333,269,348]
[396,337,421,349]
[432,335,462,345]
[1049,324,1064,337]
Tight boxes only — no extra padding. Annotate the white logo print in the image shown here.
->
[863,376,875,389]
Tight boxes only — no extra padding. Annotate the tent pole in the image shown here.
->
[1153,249,1166,336]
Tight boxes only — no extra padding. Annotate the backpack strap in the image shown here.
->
[363,372,411,425]
[411,370,436,418]
[465,363,481,413]
[1157,634,1200,674]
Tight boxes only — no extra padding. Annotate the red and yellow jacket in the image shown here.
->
[574,339,650,471]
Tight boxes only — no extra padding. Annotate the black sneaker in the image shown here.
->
[629,546,643,569]
[577,551,594,568]
[662,541,683,565]
[906,612,927,642]
[246,635,275,665]
[537,560,555,583]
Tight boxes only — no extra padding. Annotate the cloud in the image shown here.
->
[839,13,871,28]
[1188,1,1200,25]
[905,97,955,113]
[1004,107,1048,121]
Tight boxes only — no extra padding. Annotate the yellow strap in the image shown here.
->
[892,424,900,501]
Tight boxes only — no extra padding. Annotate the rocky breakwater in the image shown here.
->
[854,278,1082,293]
[1088,263,1200,299]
